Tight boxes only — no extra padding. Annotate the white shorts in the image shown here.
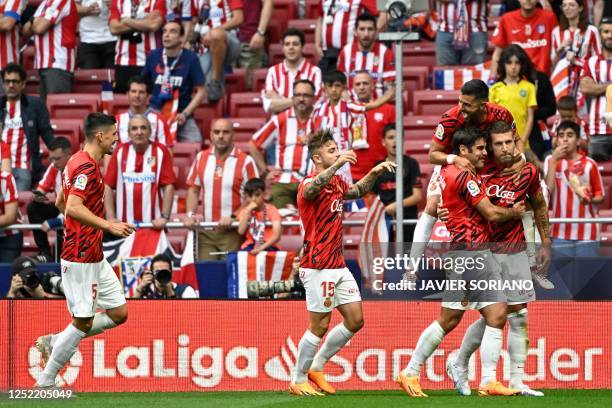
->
[61,259,126,318]
[300,267,361,313]
[492,251,536,305]
[426,165,442,197]
[442,301,497,311]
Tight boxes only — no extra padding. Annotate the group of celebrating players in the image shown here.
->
[34,79,551,398]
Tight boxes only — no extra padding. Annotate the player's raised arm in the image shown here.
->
[345,161,397,199]
[302,152,354,200]
[475,197,526,222]
[65,194,134,238]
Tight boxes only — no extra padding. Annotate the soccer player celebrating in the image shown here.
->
[35,113,135,388]
[410,79,516,267]
[397,128,525,398]
[446,121,551,397]
[289,129,396,396]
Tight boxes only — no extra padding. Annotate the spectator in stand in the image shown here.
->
[373,124,422,241]
[544,121,604,257]
[263,28,322,114]
[337,13,394,99]
[551,95,589,152]
[312,70,393,182]
[249,79,316,209]
[142,21,206,143]
[109,0,165,93]
[184,118,259,260]
[115,76,169,145]
[1,63,54,191]
[551,0,601,69]
[579,17,612,161]
[0,168,20,262]
[0,0,23,71]
[490,45,538,151]
[22,0,78,102]
[192,0,243,102]
[104,114,176,229]
[27,137,71,261]
[133,253,197,299]
[434,0,489,66]
[315,0,384,73]
[237,178,281,254]
[76,0,117,69]
[237,0,272,90]
[491,0,558,77]
[351,70,395,181]
[5,257,46,299]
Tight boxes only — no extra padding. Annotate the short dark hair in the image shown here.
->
[151,254,172,271]
[1,63,26,81]
[84,113,117,141]
[460,79,489,102]
[165,20,185,36]
[555,120,580,137]
[382,123,395,138]
[355,12,376,29]
[244,178,266,195]
[452,127,487,154]
[323,70,347,86]
[293,79,315,94]
[48,136,72,152]
[281,28,305,46]
[308,129,336,155]
[557,95,577,111]
[488,121,513,137]
[127,75,152,94]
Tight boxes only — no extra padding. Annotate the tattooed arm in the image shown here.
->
[345,161,397,199]
[301,151,357,200]
[529,190,551,246]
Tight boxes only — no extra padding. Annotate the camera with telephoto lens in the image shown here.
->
[42,272,64,296]
[121,32,143,44]
[19,268,40,289]
[247,276,305,299]
[153,269,172,285]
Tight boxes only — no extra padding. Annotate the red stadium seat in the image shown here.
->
[287,19,317,43]
[305,0,320,18]
[105,95,129,115]
[50,119,83,152]
[403,115,438,141]
[46,94,100,120]
[268,43,319,66]
[24,70,40,95]
[193,101,225,141]
[267,0,297,44]
[173,142,201,162]
[252,69,268,93]
[402,66,429,111]
[225,69,247,94]
[227,117,266,142]
[228,93,266,118]
[402,42,436,69]
[412,90,459,116]
[73,69,114,93]
[22,46,35,71]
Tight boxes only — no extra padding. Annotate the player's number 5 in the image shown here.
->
[321,281,335,297]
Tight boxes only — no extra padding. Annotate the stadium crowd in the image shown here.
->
[0,0,612,266]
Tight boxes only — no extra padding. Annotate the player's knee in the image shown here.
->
[346,317,364,333]
[309,324,328,338]
[114,311,128,326]
[73,318,93,333]
[210,28,227,43]
[484,313,506,329]
[438,315,460,333]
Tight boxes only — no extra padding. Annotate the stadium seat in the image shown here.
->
[228,93,266,118]
[105,95,129,115]
[225,69,248,94]
[412,90,459,115]
[267,0,297,43]
[227,117,266,142]
[22,46,35,71]
[305,0,320,18]
[252,69,268,92]
[403,115,438,142]
[50,119,83,152]
[193,100,225,141]
[268,43,319,66]
[173,157,193,190]
[402,66,429,111]
[24,70,40,95]
[46,94,100,120]
[173,142,201,162]
[73,69,114,93]
[402,42,436,69]
[287,19,317,43]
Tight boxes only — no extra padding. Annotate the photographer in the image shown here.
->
[133,254,197,299]
[5,256,65,299]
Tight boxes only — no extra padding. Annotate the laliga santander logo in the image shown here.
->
[28,344,82,386]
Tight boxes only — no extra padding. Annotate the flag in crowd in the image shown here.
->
[227,251,295,299]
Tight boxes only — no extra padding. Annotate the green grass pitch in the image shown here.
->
[1,390,611,408]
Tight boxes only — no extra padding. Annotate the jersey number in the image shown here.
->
[92,283,98,300]
[321,281,335,298]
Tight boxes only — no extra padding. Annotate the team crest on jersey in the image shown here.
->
[215,165,223,178]
[537,24,545,34]
[520,89,527,98]
[466,180,480,197]
[75,174,88,190]
[435,124,445,140]
[147,156,156,167]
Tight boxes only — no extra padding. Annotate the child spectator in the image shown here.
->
[237,178,282,255]
[551,95,589,153]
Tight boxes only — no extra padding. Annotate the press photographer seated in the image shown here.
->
[5,256,64,299]
[133,254,197,299]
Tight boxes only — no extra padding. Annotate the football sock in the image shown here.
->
[85,312,117,338]
[409,213,436,271]
[455,317,486,370]
[38,323,86,386]
[480,325,503,386]
[508,309,529,388]
[310,323,355,372]
[402,321,445,377]
[292,330,321,384]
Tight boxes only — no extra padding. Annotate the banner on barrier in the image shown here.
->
[1,301,609,391]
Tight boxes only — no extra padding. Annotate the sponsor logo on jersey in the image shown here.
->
[486,184,516,200]
[330,198,343,213]
[122,171,156,184]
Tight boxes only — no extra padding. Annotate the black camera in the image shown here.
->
[121,32,143,44]
[153,269,172,285]
[42,272,64,296]
[19,268,40,289]
[247,276,305,299]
